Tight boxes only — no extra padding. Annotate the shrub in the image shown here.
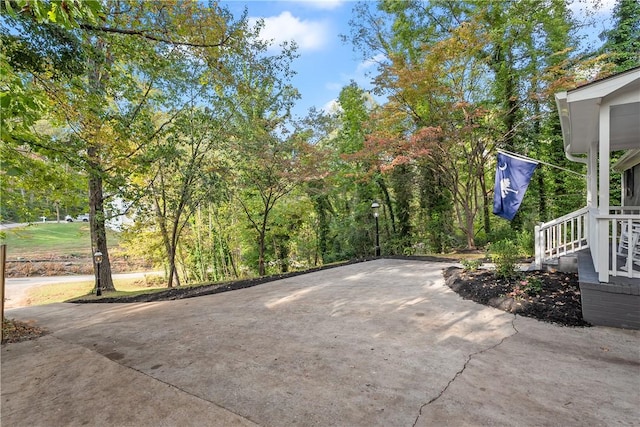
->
[488,239,521,279]
[522,277,543,295]
[461,258,482,271]
[487,225,516,245]
[516,229,535,258]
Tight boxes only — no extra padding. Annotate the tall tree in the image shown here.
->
[3,1,244,291]
[1,1,100,223]
[599,0,640,72]
[226,36,306,275]
[143,108,226,288]
[345,0,585,249]
[332,83,391,256]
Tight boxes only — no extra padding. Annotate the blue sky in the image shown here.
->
[221,0,617,119]
[222,0,377,118]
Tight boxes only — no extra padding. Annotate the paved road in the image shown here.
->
[2,259,639,427]
[0,222,29,230]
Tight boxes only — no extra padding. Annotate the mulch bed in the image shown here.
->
[2,319,48,344]
[443,266,590,327]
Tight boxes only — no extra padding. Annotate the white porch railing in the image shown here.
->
[534,207,589,267]
[594,207,640,281]
[535,206,640,282]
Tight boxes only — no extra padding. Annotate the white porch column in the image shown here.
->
[597,103,611,282]
[588,140,599,270]
[587,140,597,209]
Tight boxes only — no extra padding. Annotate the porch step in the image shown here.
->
[541,254,578,273]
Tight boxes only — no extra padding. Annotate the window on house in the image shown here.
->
[625,168,634,198]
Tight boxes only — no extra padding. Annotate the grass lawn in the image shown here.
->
[28,276,166,306]
[1,222,119,259]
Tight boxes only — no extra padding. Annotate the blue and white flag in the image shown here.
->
[493,152,538,221]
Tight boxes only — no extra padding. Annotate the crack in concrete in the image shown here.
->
[126,364,262,426]
[412,316,519,427]
[74,337,262,427]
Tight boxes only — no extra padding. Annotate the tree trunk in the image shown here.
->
[86,35,114,292]
[167,256,180,288]
[480,171,491,236]
[465,205,476,249]
[391,164,412,248]
[88,150,115,292]
[375,175,395,234]
[258,229,266,276]
[258,206,270,276]
[162,233,181,288]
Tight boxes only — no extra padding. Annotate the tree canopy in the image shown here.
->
[2,0,635,287]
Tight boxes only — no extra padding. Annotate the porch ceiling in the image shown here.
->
[556,68,640,155]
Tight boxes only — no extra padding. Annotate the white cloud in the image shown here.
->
[356,53,387,74]
[319,53,387,114]
[321,99,341,114]
[251,11,330,52]
[301,0,344,10]
[325,53,387,91]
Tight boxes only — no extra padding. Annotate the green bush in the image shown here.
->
[487,224,516,245]
[461,258,482,271]
[488,239,521,279]
[522,277,543,295]
[516,229,535,258]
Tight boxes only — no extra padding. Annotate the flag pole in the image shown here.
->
[497,149,586,177]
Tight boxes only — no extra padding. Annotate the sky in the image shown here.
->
[222,0,369,118]
[220,0,618,119]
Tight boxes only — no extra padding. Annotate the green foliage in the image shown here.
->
[507,277,543,300]
[1,0,103,29]
[461,258,483,271]
[488,239,521,279]
[485,222,516,246]
[417,163,456,253]
[522,277,543,296]
[3,0,617,289]
[0,143,87,222]
[516,229,535,258]
[599,0,640,72]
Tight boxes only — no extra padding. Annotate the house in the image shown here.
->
[535,66,640,329]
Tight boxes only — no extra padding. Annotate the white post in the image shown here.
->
[587,142,599,268]
[597,103,611,282]
[587,140,597,209]
[534,224,542,269]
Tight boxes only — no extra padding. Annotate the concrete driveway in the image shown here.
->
[2,259,639,426]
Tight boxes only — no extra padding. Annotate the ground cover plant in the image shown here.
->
[25,276,166,306]
[449,241,588,327]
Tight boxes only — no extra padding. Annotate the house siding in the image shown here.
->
[580,282,640,329]
[577,250,640,329]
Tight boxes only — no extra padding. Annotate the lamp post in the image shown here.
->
[371,202,380,257]
[93,251,103,297]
